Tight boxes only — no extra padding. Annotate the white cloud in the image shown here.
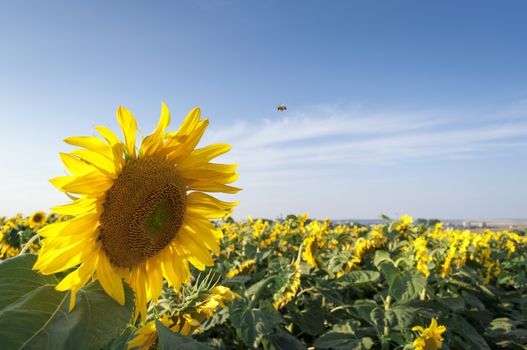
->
[199,104,527,219]
[1,103,526,219]
[204,104,527,176]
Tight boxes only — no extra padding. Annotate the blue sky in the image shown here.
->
[1,0,526,219]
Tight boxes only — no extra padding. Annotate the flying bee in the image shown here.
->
[277,104,287,112]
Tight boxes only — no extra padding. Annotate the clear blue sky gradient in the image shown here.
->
[1,0,526,219]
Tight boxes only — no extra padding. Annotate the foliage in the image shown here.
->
[1,213,526,349]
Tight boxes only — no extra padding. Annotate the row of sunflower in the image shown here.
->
[2,210,526,349]
[211,214,527,350]
[0,105,526,349]
[0,211,58,258]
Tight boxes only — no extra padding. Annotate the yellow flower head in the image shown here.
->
[396,214,414,232]
[128,285,238,349]
[412,318,446,350]
[302,234,320,268]
[29,211,47,228]
[412,236,430,278]
[127,314,171,350]
[195,285,240,317]
[274,260,301,310]
[33,103,239,322]
[225,259,256,279]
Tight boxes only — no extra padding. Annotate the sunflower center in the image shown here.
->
[99,158,187,268]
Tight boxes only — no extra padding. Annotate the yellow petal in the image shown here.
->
[175,230,214,269]
[197,162,238,174]
[64,136,113,158]
[186,205,232,219]
[110,143,125,174]
[51,197,98,216]
[37,221,69,238]
[177,119,209,153]
[170,244,190,284]
[184,171,239,185]
[430,318,438,328]
[177,144,231,170]
[44,212,99,238]
[165,119,209,163]
[127,322,157,350]
[177,108,201,135]
[140,101,171,157]
[130,265,148,322]
[96,126,126,173]
[183,216,220,253]
[62,172,114,195]
[412,326,425,333]
[56,247,99,311]
[35,237,95,274]
[146,257,163,303]
[187,192,238,209]
[96,125,121,146]
[56,216,100,239]
[117,106,137,158]
[160,246,182,291]
[97,253,125,305]
[49,175,75,191]
[70,149,117,176]
[187,181,241,194]
[60,153,98,177]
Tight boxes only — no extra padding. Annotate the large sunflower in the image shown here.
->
[33,103,239,321]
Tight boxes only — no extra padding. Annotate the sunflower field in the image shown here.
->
[1,212,527,350]
[1,106,526,350]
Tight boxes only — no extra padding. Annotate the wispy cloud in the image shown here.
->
[197,104,527,219]
[204,104,527,181]
[2,103,525,219]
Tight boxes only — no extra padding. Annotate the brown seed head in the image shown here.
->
[99,157,186,267]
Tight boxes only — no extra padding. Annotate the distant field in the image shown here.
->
[1,213,527,349]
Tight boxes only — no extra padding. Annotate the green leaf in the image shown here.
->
[333,319,361,333]
[315,279,344,305]
[102,327,135,350]
[0,254,58,309]
[438,296,465,313]
[290,301,325,336]
[387,304,418,330]
[266,328,306,350]
[75,282,135,348]
[485,317,521,334]
[485,317,527,344]
[461,291,485,311]
[352,300,377,326]
[229,299,282,347]
[327,253,350,277]
[389,272,426,303]
[346,271,381,287]
[246,276,276,297]
[378,261,399,287]
[373,250,391,267]
[369,307,384,332]
[0,254,134,350]
[314,330,374,350]
[450,315,491,350]
[156,320,211,350]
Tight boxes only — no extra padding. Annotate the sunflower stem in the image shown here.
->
[18,234,39,255]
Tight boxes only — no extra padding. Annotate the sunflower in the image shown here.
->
[412,318,446,350]
[273,259,301,310]
[33,103,239,321]
[225,259,256,279]
[29,211,47,228]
